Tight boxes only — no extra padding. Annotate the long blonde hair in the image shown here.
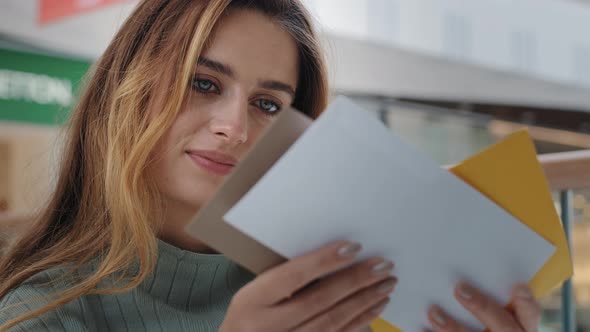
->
[0,0,329,329]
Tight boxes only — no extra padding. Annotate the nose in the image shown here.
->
[208,97,248,146]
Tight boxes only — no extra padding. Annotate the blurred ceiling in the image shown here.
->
[0,0,138,60]
[2,0,590,111]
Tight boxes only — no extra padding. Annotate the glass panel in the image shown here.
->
[572,189,590,331]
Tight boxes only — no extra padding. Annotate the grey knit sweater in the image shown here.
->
[0,239,255,331]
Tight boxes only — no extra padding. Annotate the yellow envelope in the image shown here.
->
[370,130,573,332]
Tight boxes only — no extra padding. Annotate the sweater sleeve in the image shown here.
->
[0,270,90,332]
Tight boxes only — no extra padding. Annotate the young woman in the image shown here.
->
[0,0,541,331]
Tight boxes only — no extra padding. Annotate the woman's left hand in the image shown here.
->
[427,282,541,332]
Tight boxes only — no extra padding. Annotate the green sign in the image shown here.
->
[0,48,91,125]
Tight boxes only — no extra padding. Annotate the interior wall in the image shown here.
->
[0,123,60,214]
[0,142,11,212]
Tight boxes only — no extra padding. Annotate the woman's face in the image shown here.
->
[151,9,299,222]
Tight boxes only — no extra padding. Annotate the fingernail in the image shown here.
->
[371,298,390,314]
[376,278,398,294]
[458,283,475,301]
[371,260,394,275]
[515,285,534,300]
[432,309,448,327]
[337,242,362,257]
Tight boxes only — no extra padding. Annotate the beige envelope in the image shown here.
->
[185,107,310,273]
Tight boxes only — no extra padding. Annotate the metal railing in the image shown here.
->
[539,150,590,332]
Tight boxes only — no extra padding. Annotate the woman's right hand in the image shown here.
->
[219,241,397,332]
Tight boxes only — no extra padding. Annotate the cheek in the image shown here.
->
[148,112,197,177]
[147,135,176,186]
[164,101,210,149]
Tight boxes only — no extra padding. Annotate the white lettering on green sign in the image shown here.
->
[0,69,73,107]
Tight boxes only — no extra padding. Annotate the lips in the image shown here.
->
[186,150,237,176]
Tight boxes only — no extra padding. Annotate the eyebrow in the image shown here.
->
[197,56,296,98]
[258,80,296,98]
[197,57,234,77]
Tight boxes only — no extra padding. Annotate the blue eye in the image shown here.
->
[191,78,218,93]
[254,98,281,115]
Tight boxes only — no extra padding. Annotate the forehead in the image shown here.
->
[201,8,299,85]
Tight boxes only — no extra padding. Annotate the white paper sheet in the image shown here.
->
[224,96,555,331]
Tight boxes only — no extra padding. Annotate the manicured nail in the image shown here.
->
[376,278,398,294]
[458,283,475,301]
[371,260,394,275]
[515,285,534,300]
[337,242,362,257]
[432,308,448,327]
[371,298,390,314]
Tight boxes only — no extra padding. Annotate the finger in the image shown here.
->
[281,257,395,323]
[511,284,541,332]
[293,279,394,332]
[427,306,470,332]
[341,298,390,332]
[246,240,362,305]
[454,282,522,332]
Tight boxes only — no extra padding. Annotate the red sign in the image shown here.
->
[39,0,132,24]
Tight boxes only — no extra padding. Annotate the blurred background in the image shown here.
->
[1,0,589,331]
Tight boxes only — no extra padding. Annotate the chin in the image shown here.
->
[180,183,219,209]
[161,166,226,215]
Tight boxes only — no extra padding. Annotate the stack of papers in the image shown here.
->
[187,96,572,332]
